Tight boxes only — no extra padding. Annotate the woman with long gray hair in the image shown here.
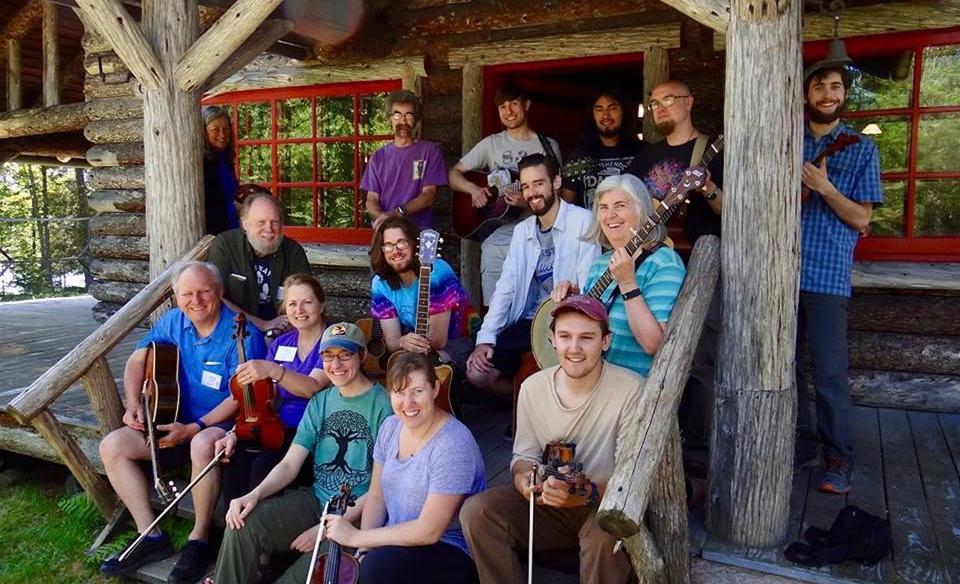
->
[202,105,240,234]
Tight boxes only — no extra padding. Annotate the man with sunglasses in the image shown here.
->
[362,90,447,230]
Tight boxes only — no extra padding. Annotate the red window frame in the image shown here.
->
[805,27,960,262]
[203,79,401,245]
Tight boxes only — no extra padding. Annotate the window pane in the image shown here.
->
[869,181,906,237]
[844,116,909,173]
[278,98,313,139]
[318,97,354,137]
[279,144,313,182]
[321,188,357,228]
[318,142,355,182]
[237,102,271,140]
[845,50,914,111]
[917,113,960,172]
[920,44,960,107]
[914,179,960,236]
[359,93,392,136]
[280,187,314,227]
[237,145,272,183]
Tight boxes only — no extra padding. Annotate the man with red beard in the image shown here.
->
[208,190,311,333]
[362,90,447,230]
[796,59,882,494]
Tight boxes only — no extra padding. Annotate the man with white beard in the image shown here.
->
[208,190,311,333]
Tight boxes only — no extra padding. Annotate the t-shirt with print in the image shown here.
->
[293,383,392,505]
[563,141,642,210]
[267,328,326,429]
[360,141,447,228]
[253,256,273,320]
[512,363,643,482]
[522,226,554,319]
[584,247,686,377]
[373,415,486,556]
[369,258,480,340]
[627,135,724,245]
[458,131,562,246]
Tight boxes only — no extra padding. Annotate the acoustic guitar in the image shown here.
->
[384,229,455,415]
[355,317,389,378]
[141,342,181,505]
[529,136,725,368]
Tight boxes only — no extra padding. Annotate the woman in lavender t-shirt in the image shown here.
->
[324,352,485,583]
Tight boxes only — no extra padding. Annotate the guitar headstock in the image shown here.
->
[418,229,441,268]
[662,166,707,208]
[330,483,357,516]
[233,313,247,342]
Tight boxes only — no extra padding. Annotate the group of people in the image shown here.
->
[97,48,881,583]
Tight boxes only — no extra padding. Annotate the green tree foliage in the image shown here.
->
[0,164,90,299]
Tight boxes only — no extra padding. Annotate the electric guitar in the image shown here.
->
[384,229,455,414]
[141,342,181,505]
[529,136,725,368]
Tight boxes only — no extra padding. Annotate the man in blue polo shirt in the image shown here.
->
[99,261,265,583]
[797,50,883,495]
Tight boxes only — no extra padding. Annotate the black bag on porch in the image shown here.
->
[784,505,892,567]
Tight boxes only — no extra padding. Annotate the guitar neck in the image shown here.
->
[414,266,432,337]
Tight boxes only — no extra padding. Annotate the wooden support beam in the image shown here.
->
[200,19,293,93]
[32,410,117,518]
[7,40,22,111]
[0,102,85,139]
[657,0,729,33]
[642,46,670,143]
[0,0,43,89]
[707,0,802,548]
[648,426,690,584]
[80,357,124,433]
[74,0,164,92]
[175,0,283,92]
[6,235,215,424]
[87,142,145,166]
[598,236,719,537]
[43,1,61,107]
[459,62,482,307]
[0,132,89,159]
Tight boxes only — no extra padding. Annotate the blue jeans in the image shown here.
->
[796,291,854,458]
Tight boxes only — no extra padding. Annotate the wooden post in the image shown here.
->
[459,62,483,306]
[642,47,669,143]
[706,0,802,547]
[42,0,60,107]
[32,410,117,518]
[6,39,21,111]
[81,357,124,434]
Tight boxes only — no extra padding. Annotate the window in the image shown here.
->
[805,28,960,261]
[203,80,400,244]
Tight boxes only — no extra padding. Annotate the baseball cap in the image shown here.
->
[551,294,609,325]
[318,322,366,353]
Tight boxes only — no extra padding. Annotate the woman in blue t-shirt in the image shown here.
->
[324,352,485,584]
[216,273,331,503]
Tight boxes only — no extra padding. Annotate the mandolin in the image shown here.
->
[230,313,285,450]
[141,342,181,505]
[801,133,860,204]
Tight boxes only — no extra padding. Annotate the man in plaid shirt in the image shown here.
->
[797,56,883,494]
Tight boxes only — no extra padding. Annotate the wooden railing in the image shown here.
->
[6,236,215,518]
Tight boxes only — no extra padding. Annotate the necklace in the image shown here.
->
[401,413,440,459]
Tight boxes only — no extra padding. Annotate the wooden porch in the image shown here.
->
[1,297,959,584]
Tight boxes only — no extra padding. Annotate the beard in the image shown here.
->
[806,99,847,124]
[394,124,412,137]
[388,255,414,275]
[247,233,281,257]
[654,119,676,136]
[529,190,557,217]
[597,124,620,138]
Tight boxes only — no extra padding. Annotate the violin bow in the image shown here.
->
[305,500,331,584]
[528,465,537,584]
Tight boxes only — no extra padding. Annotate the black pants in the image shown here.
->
[360,543,479,584]
[220,432,311,504]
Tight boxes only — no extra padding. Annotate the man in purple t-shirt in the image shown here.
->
[362,90,447,229]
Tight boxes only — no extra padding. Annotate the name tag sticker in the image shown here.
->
[201,370,222,389]
[274,345,297,362]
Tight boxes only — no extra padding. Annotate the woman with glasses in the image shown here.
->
[208,322,392,584]
[323,351,485,584]
[369,217,478,377]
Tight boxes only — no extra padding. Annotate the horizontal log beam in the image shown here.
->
[74,0,164,92]
[89,279,144,303]
[87,188,145,213]
[849,292,960,337]
[84,95,142,121]
[88,165,144,190]
[0,132,89,158]
[175,0,284,92]
[658,0,728,33]
[0,102,86,139]
[448,23,680,68]
[201,19,293,93]
[852,261,960,292]
[88,258,150,283]
[7,235,215,424]
[88,213,145,236]
[84,73,140,100]
[84,119,143,144]
[849,369,960,413]
[848,330,960,377]
[86,142,144,166]
[0,410,104,472]
[88,234,148,260]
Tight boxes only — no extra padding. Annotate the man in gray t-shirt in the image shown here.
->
[448,85,568,305]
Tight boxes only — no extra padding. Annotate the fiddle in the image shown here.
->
[539,441,596,504]
[309,483,360,584]
[230,313,285,450]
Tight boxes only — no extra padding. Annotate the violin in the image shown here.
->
[540,441,595,503]
[229,313,285,450]
[310,484,360,584]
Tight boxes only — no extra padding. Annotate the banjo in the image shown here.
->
[529,136,724,368]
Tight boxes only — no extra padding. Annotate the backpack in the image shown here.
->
[784,505,892,567]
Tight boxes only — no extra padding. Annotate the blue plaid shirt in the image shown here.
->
[801,122,883,297]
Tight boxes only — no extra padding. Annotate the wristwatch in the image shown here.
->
[704,185,720,201]
[622,288,642,301]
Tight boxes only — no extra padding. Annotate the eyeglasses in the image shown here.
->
[322,352,356,364]
[381,239,411,254]
[648,95,691,110]
[391,112,417,121]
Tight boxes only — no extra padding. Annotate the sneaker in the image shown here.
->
[100,533,174,576]
[818,454,853,494]
[168,539,210,584]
